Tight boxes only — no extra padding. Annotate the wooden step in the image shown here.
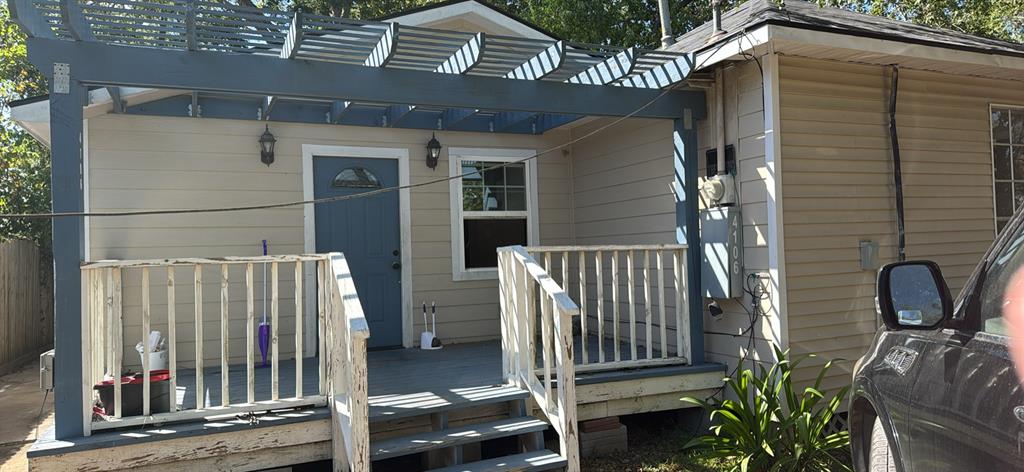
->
[370,416,548,460]
[427,450,566,472]
[369,384,529,422]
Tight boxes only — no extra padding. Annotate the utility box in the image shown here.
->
[701,206,743,299]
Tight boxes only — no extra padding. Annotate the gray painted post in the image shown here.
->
[674,115,704,365]
[50,79,86,439]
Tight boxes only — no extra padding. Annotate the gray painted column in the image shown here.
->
[674,114,704,365]
[50,78,86,439]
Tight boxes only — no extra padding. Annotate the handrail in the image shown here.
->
[497,245,580,472]
[324,252,370,471]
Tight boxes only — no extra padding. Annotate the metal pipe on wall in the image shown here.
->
[888,65,906,261]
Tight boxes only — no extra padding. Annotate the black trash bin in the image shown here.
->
[95,370,172,417]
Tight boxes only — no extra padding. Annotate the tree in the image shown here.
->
[817,0,1023,43]
[0,4,50,253]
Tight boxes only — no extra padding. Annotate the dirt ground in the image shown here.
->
[0,362,54,472]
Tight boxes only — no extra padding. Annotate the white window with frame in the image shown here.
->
[449,148,539,281]
[992,105,1024,233]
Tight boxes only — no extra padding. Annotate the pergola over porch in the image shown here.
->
[7,0,707,450]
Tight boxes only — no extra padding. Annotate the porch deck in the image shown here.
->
[31,339,724,470]
[168,336,665,412]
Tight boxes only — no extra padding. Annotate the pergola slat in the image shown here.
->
[365,22,398,67]
[567,47,637,85]
[618,54,694,89]
[505,40,564,80]
[434,32,484,74]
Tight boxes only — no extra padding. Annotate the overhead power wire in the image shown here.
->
[0,85,681,220]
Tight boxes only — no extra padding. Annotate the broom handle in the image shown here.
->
[262,240,268,324]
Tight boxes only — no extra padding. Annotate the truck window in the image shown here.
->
[978,229,1024,335]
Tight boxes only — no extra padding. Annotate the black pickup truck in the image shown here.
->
[851,210,1024,472]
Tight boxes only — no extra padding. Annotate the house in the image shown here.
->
[8,0,1023,470]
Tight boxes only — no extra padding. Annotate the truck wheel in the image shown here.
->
[869,418,897,472]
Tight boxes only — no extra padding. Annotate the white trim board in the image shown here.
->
[448,147,539,282]
[301,144,414,348]
[762,51,788,351]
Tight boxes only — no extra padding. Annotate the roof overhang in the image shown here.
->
[11,88,183,148]
[381,0,555,41]
[692,24,1024,82]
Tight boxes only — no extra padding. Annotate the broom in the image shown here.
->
[258,239,271,368]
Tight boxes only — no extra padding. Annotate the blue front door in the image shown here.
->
[314,156,402,349]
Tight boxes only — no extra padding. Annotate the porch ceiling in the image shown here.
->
[10,0,706,134]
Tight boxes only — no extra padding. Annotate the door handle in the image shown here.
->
[392,261,401,270]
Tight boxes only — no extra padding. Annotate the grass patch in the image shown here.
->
[580,412,731,472]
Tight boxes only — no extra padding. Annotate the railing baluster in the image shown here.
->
[644,250,652,360]
[516,257,530,383]
[627,250,636,361]
[541,291,553,411]
[595,250,603,363]
[657,250,667,359]
[271,262,279,401]
[194,264,204,410]
[113,268,123,418]
[167,267,176,412]
[317,259,326,396]
[611,250,620,362]
[676,248,690,362]
[220,264,230,407]
[104,269,113,386]
[561,251,568,290]
[142,267,151,416]
[526,271,537,377]
[246,263,255,403]
[295,261,303,398]
[578,251,587,365]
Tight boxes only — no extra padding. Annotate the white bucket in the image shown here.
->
[139,350,169,371]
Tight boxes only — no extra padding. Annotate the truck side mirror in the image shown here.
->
[876,261,952,330]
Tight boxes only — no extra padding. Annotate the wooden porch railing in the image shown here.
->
[80,252,370,469]
[525,244,691,373]
[322,252,370,471]
[497,246,580,472]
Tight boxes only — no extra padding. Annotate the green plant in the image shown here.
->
[683,346,850,472]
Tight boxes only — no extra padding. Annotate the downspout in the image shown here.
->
[888,65,906,261]
[657,0,674,48]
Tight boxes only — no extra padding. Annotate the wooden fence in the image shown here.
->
[0,240,53,375]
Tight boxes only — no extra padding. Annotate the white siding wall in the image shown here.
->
[779,55,1023,390]
[87,113,571,366]
[566,59,774,366]
[697,61,777,373]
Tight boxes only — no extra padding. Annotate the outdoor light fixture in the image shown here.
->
[259,125,277,166]
[426,133,442,169]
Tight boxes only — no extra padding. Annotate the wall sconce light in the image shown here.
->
[426,132,442,170]
[259,125,277,166]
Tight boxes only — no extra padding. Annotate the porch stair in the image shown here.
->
[368,388,565,471]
